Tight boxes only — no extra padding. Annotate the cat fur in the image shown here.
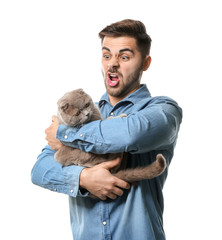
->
[55,88,166,183]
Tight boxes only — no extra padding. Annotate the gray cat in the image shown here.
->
[55,89,166,183]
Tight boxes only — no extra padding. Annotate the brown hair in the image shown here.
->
[99,19,152,59]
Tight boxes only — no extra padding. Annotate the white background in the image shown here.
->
[1,0,221,239]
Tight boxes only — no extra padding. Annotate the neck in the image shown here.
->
[109,96,124,106]
[109,86,140,106]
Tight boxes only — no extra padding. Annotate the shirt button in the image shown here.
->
[110,112,114,116]
[70,189,74,193]
[80,134,83,137]
[54,188,57,191]
[103,221,107,226]
[64,135,68,139]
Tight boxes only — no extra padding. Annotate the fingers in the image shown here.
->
[80,164,131,201]
[44,115,62,150]
[100,157,122,170]
[101,177,130,200]
[106,192,118,200]
[110,186,124,198]
[52,115,57,122]
[98,194,107,201]
[98,184,124,200]
[114,177,130,190]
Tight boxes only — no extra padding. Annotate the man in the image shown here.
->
[31,19,182,240]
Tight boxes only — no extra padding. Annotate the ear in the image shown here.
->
[61,103,69,112]
[142,56,152,71]
[77,88,84,95]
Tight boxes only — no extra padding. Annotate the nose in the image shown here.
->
[108,58,119,71]
[82,110,90,117]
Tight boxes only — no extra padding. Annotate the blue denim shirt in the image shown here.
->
[31,84,182,240]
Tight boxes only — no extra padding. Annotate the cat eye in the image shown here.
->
[75,110,81,116]
[85,103,90,108]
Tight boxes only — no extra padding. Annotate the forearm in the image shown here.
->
[56,100,182,154]
[31,145,87,197]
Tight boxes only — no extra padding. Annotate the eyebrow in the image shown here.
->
[102,47,134,55]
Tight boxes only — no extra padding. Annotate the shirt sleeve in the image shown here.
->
[31,145,88,197]
[56,97,182,154]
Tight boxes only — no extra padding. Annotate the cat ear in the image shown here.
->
[61,103,69,112]
[77,88,85,95]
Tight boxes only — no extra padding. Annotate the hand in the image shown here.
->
[45,115,63,151]
[80,157,130,200]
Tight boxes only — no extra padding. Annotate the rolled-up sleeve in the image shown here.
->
[56,97,182,154]
[31,145,87,197]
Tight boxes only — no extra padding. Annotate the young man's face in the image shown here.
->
[101,36,151,105]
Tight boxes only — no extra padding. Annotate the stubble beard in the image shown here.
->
[103,65,143,98]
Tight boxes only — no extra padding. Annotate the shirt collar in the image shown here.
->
[98,84,151,108]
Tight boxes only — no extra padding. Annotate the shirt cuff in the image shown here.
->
[32,145,86,198]
[41,163,85,197]
[57,124,78,142]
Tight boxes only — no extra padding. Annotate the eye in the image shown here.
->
[85,103,90,108]
[120,55,129,61]
[103,54,110,60]
[75,110,81,116]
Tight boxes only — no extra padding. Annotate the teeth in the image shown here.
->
[110,74,118,81]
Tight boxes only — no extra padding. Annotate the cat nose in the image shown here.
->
[83,110,89,117]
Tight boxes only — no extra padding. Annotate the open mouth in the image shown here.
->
[107,73,120,87]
